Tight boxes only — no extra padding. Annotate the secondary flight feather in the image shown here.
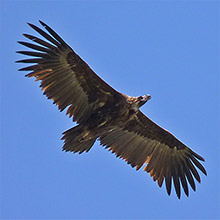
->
[17,20,207,198]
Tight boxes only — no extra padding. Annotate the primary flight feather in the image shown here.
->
[17,20,207,198]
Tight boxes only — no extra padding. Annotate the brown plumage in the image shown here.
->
[16,20,207,199]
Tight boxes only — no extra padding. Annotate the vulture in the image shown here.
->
[17,20,207,199]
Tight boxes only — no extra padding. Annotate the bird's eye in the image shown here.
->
[138,96,143,101]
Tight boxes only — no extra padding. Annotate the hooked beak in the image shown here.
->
[138,94,151,107]
[142,94,151,102]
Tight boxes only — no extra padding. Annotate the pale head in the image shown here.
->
[136,94,151,108]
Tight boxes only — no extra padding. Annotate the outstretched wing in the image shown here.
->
[16,20,123,123]
[100,111,207,198]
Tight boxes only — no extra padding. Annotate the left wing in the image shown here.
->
[16,21,124,124]
[99,111,207,198]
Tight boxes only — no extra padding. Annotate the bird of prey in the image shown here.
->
[17,20,206,199]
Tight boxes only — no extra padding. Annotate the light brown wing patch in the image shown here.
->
[17,21,124,123]
[100,123,206,199]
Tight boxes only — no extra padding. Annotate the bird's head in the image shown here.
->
[136,94,151,108]
[125,94,151,111]
[131,94,151,109]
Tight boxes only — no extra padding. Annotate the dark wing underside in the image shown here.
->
[100,111,207,198]
[16,20,124,123]
[17,21,206,199]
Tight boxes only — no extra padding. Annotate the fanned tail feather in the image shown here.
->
[62,125,97,154]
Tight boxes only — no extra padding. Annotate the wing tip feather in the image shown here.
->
[39,20,46,27]
[27,22,34,29]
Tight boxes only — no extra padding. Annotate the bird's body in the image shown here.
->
[17,21,206,198]
[62,94,151,154]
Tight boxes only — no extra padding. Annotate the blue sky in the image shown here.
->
[0,1,219,219]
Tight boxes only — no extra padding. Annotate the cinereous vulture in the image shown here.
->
[17,21,207,199]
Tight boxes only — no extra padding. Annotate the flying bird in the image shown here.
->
[17,21,206,199]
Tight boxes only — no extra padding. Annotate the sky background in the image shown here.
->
[0,0,219,219]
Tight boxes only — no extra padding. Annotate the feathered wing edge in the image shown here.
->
[16,21,124,123]
[99,113,206,199]
[17,21,113,123]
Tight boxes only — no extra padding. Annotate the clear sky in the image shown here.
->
[0,1,219,219]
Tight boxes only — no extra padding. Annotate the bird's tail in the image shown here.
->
[61,125,97,154]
